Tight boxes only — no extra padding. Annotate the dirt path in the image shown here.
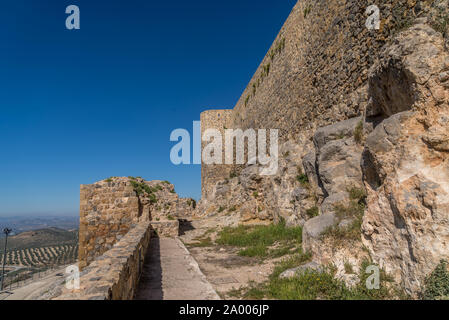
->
[178,217,278,299]
[134,237,220,300]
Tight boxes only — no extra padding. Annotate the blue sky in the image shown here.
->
[0,0,296,216]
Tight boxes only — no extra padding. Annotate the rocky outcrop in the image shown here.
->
[195,140,317,226]
[361,22,449,296]
[197,18,449,297]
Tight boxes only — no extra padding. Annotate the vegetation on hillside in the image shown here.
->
[0,228,78,268]
[421,260,449,300]
[216,221,303,258]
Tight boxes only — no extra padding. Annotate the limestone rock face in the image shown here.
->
[314,118,364,191]
[195,140,317,226]
[361,23,449,296]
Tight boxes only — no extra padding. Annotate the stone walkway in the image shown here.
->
[134,237,220,300]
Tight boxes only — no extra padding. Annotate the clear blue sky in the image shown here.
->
[0,0,296,216]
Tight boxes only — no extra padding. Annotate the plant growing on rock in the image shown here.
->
[296,174,309,185]
[421,260,449,300]
[431,6,449,38]
[306,206,319,218]
[322,186,367,243]
[296,166,309,186]
[354,120,364,144]
[303,6,311,19]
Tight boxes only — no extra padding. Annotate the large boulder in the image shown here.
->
[308,116,366,224]
[302,213,336,253]
[361,22,449,296]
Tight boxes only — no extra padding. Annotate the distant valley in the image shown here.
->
[0,216,79,276]
[0,216,79,236]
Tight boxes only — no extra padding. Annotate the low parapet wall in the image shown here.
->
[54,221,151,300]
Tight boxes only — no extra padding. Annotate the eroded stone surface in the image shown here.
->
[361,23,449,296]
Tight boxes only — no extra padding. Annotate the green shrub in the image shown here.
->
[217,221,303,258]
[348,186,366,203]
[306,206,319,218]
[149,193,157,204]
[430,6,449,37]
[296,174,309,186]
[354,121,364,144]
[241,256,399,300]
[245,95,250,107]
[218,206,226,213]
[230,171,238,179]
[322,200,365,243]
[421,260,449,300]
[303,6,311,18]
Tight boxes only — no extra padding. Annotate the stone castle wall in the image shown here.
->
[200,0,430,192]
[79,179,140,269]
[231,0,426,142]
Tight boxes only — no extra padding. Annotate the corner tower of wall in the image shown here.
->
[200,109,234,200]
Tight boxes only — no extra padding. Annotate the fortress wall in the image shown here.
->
[79,179,140,269]
[200,109,234,199]
[231,0,424,142]
[54,222,151,300]
[199,0,426,192]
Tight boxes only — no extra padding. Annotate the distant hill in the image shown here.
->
[0,227,78,250]
[0,216,79,237]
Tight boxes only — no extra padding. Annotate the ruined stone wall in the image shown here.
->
[79,177,193,269]
[79,179,139,269]
[200,109,234,200]
[53,222,151,300]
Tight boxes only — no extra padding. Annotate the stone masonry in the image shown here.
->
[79,177,195,269]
